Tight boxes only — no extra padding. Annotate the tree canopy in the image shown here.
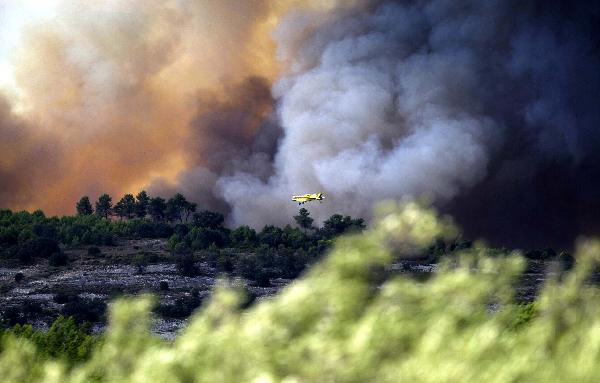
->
[76,196,93,216]
[94,194,112,220]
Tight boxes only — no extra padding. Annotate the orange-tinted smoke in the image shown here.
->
[0,0,286,215]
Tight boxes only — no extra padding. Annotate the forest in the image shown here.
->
[0,191,371,335]
[0,201,596,382]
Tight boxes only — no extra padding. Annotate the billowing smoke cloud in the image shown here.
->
[215,0,600,248]
[2,0,600,248]
[147,76,280,213]
[0,0,287,214]
[0,95,63,208]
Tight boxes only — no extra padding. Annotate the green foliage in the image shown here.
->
[94,194,112,219]
[58,215,116,246]
[132,253,148,274]
[148,196,167,222]
[76,196,94,216]
[48,252,69,267]
[230,225,258,248]
[186,227,229,250]
[510,302,538,330]
[1,301,47,326]
[320,213,366,238]
[134,191,150,219]
[258,225,284,248]
[114,194,136,220]
[166,193,196,222]
[60,297,106,324]
[176,253,199,277]
[17,237,61,264]
[1,195,366,273]
[167,234,183,251]
[154,290,203,318]
[1,316,97,367]
[525,248,557,260]
[2,202,600,382]
[294,208,314,232]
[192,210,224,229]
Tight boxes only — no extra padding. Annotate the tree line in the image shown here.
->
[76,191,197,222]
[0,191,366,267]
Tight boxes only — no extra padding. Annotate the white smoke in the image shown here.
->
[217,1,501,227]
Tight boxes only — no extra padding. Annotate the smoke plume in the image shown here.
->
[1,0,285,213]
[216,0,600,248]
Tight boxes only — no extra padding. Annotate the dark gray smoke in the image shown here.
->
[0,95,63,210]
[147,77,281,213]
[157,0,600,249]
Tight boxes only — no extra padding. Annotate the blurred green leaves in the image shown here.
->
[2,201,600,382]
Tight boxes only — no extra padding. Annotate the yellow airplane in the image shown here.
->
[292,193,324,205]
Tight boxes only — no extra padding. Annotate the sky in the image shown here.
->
[0,2,58,95]
[1,0,599,249]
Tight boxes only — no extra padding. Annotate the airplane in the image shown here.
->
[292,193,324,205]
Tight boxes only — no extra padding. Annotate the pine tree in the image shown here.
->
[294,208,314,233]
[95,194,113,219]
[148,197,167,222]
[135,190,150,218]
[115,194,136,219]
[76,196,94,216]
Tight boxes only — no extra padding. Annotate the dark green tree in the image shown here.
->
[134,190,150,218]
[166,193,194,222]
[321,214,365,238]
[76,196,94,216]
[258,225,284,248]
[192,210,224,229]
[148,197,167,222]
[114,194,136,220]
[94,194,112,219]
[183,201,197,222]
[294,208,314,233]
[231,225,258,248]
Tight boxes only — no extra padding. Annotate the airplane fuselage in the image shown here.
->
[291,193,324,205]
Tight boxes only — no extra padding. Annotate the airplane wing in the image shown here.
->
[292,193,324,203]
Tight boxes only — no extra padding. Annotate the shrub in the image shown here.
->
[558,251,575,271]
[525,248,557,260]
[1,301,46,326]
[61,298,106,324]
[235,253,260,280]
[167,234,183,251]
[510,302,538,330]
[274,249,308,279]
[253,269,271,287]
[53,291,79,304]
[17,237,60,262]
[216,252,235,272]
[154,293,202,318]
[87,246,101,256]
[6,316,97,366]
[49,252,69,267]
[132,253,148,274]
[176,254,199,277]
[173,224,190,237]
[185,227,229,250]
[14,272,24,283]
[230,225,258,248]
[153,222,174,238]
[6,203,600,382]
[192,210,224,229]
